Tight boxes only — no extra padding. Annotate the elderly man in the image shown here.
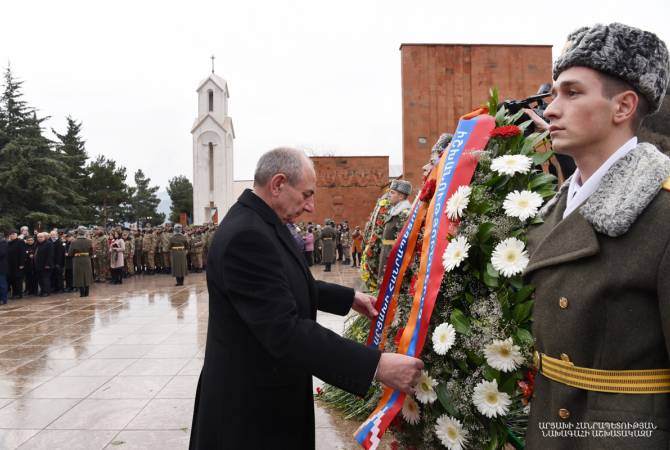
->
[378,179,412,280]
[189,147,423,450]
[50,229,66,293]
[34,232,54,297]
[524,24,670,448]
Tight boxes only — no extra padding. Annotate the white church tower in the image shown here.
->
[191,59,235,225]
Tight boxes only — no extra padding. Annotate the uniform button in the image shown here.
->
[559,408,570,420]
[560,353,571,363]
[559,297,569,309]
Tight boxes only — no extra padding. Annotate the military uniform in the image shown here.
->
[378,199,411,281]
[91,231,109,282]
[142,228,156,273]
[320,223,336,272]
[170,231,189,285]
[340,227,352,265]
[161,228,172,273]
[123,233,135,276]
[190,232,204,272]
[134,232,143,273]
[68,235,93,297]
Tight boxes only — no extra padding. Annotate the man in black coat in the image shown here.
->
[23,236,37,296]
[0,232,8,305]
[50,230,66,293]
[189,148,423,450]
[34,232,54,297]
[6,230,25,299]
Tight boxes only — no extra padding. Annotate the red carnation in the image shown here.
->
[490,125,521,139]
[315,387,323,396]
[518,368,537,406]
[419,178,436,202]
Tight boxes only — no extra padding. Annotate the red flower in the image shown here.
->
[409,274,418,296]
[419,179,436,202]
[490,125,521,139]
[390,442,400,450]
[518,368,537,406]
[394,327,405,346]
[376,219,383,226]
[315,387,323,396]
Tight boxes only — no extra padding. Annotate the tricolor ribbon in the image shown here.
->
[355,110,495,449]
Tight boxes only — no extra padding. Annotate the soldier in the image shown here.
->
[320,220,336,272]
[524,24,670,448]
[313,224,322,264]
[161,225,172,274]
[63,231,74,292]
[142,226,156,274]
[169,224,189,286]
[133,230,143,273]
[91,228,109,282]
[123,231,135,276]
[340,222,352,265]
[201,226,210,270]
[154,227,163,273]
[378,180,412,280]
[190,230,204,272]
[69,226,93,297]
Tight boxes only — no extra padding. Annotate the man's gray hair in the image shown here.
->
[253,147,313,187]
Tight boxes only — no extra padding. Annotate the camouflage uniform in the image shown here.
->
[340,227,352,265]
[190,232,204,272]
[160,228,172,273]
[142,228,156,273]
[92,230,109,282]
[154,229,163,272]
[133,232,143,273]
[123,232,135,275]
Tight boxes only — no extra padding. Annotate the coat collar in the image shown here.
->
[527,142,669,274]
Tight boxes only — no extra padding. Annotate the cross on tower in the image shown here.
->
[211,55,215,74]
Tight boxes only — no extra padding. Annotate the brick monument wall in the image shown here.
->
[302,156,389,229]
[401,44,553,189]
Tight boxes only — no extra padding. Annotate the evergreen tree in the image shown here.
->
[0,66,81,230]
[84,155,132,225]
[130,169,165,226]
[53,116,89,183]
[167,175,193,223]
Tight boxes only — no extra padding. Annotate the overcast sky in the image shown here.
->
[2,0,668,190]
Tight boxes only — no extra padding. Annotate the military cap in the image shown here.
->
[390,179,412,196]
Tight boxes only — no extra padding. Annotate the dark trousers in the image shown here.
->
[111,268,123,284]
[38,269,51,295]
[0,274,7,304]
[352,251,361,267]
[336,245,343,261]
[51,266,64,292]
[24,271,38,295]
[8,270,23,297]
[324,263,331,272]
[65,262,73,290]
[304,251,313,267]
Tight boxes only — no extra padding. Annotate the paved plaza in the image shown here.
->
[0,263,373,450]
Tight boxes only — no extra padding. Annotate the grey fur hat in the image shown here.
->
[554,23,669,113]
[432,133,453,155]
[390,179,412,195]
[76,226,87,236]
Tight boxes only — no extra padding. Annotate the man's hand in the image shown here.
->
[352,291,378,320]
[375,353,424,393]
[523,108,549,132]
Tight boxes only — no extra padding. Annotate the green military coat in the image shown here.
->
[69,237,93,287]
[320,225,336,263]
[378,199,411,280]
[525,144,670,449]
[170,233,189,278]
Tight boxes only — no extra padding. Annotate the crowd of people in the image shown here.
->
[287,220,364,271]
[0,223,218,303]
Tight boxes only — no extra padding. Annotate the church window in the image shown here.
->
[209,142,214,191]
[208,90,214,112]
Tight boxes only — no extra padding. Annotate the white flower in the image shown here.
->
[484,337,524,372]
[442,236,470,272]
[491,238,529,277]
[401,395,421,425]
[445,185,472,220]
[432,323,456,355]
[435,414,468,450]
[472,379,511,418]
[490,154,532,176]
[414,371,438,404]
[503,190,543,221]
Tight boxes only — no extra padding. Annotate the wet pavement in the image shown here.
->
[0,262,383,450]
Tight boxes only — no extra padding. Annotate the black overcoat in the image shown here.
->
[189,189,381,450]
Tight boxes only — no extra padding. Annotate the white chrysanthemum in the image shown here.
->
[491,238,529,277]
[490,155,532,176]
[432,323,456,355]
[442,236,470,272]
[435,414,468,450]
[503,190,543,221]
[484,337,524,372]
[401,395,421,425]
[414,371,438,404]
[472,379,511,418]
[445,185,472,220]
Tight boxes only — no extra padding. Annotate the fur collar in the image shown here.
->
[388,199,412,218]
[540,143,670,237]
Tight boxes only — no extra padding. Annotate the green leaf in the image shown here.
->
[477,222,495,243]
[482,270,499,288]
[450,309,472,335]
[537,189,557,199]
[436,384,459,417]
[530,215,545,225]
[500,374,518,395]
[515,327,534,346]
[508,277,524,289]
[531,150,554,166]
[518,118,533,132]
[464,292,475,304]
[529,173,557,190]
[483,365,500,381]
[513,300,534,323]
[514,285,535,303]
[486,262,499,278]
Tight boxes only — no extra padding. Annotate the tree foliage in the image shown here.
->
[167,175,193,223]
[130,169,165,226]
